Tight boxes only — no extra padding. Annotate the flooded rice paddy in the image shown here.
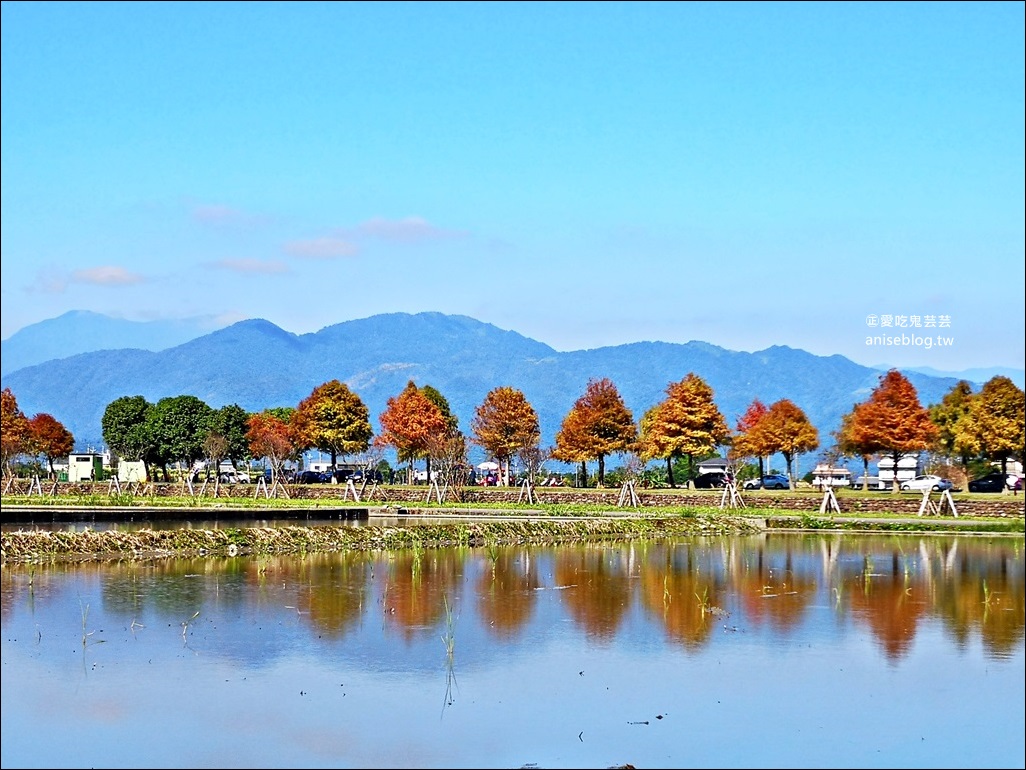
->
[2,529,1023,769]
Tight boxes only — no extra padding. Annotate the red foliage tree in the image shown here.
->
[27,413,75,478]
[855,370,938,493]
[1,388,31,478]
[732,399,771,479]
[377,380,450,483]
[247,409,300,491]
[551,378,636,487]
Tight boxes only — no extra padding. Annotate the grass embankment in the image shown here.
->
[2,488,1023,564]
[1,512,762,563]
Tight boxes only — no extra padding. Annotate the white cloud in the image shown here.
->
[211,258,289,274]
[283,237,359,259]
[347,216,468,243]
[189,202,270,228]
[71,266,146,286]
[192,203,245,224]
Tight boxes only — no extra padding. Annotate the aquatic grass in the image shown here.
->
[80,600,104,650]
[181,610,200,641]
[696,587,710,619]
[440,593,458,713]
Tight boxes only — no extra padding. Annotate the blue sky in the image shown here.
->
[2,1,1023,372]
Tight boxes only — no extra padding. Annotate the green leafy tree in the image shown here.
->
[146,395,215,481]
[419,383,463,483]
[928,381,977,480]
[101,395,157,471]
[957,376,1025,478]
[210,404,253,466]
[420,384,458,432]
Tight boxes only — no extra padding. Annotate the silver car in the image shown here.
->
[900,474,952,492]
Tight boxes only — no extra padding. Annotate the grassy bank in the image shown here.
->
[2,491,1023,563]
[1,512,764,563]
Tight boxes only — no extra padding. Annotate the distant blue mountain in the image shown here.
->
[873,364,1025,389]
[1,312,969,467]
[0,310,227,376]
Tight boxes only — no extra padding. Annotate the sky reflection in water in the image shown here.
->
[2,532,1023,769]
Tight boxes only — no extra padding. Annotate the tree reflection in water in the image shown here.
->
[1,532,1022,769]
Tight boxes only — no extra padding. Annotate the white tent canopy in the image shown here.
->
[477,461,500,471]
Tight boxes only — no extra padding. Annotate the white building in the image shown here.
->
[877,453,921,487]
[67,452,104,482]
[117,460,147,483]
[811,465,852,489]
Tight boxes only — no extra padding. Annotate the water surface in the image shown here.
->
[2,532,1023,768]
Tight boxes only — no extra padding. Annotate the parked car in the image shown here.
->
[296,470,330,484]
[693,472,727,489]
[853,476,887,491]
[900,474,952,492]
[262,468,298,483]
[332,468,384,484]
[968,471,1017,493]
[218,470,250,484]
[744,473,790,490]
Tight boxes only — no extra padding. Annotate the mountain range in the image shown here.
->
[2,311,1017,468]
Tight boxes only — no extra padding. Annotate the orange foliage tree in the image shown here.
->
[27,413,75,478]
[551,378,636,488]
[854,370,938,493]
[1,388,31,478]
[418,383,468,485]
[760,399,819,486]
[247,408,300,487]
[835,403,879,491]
[471,386,540,485]
[550,402,591,488]
[377,380,450,484]
[292,380,373,471]
[638,373,729,488]
[732,399,772,479]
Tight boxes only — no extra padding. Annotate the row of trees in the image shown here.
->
[835,371,1025,491]
[1,388,76,478]
[2,369,1023,492]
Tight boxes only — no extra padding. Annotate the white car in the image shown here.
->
[900,474,952,492]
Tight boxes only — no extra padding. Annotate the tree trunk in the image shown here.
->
[666,456,675,488]
[597,455,606,487]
